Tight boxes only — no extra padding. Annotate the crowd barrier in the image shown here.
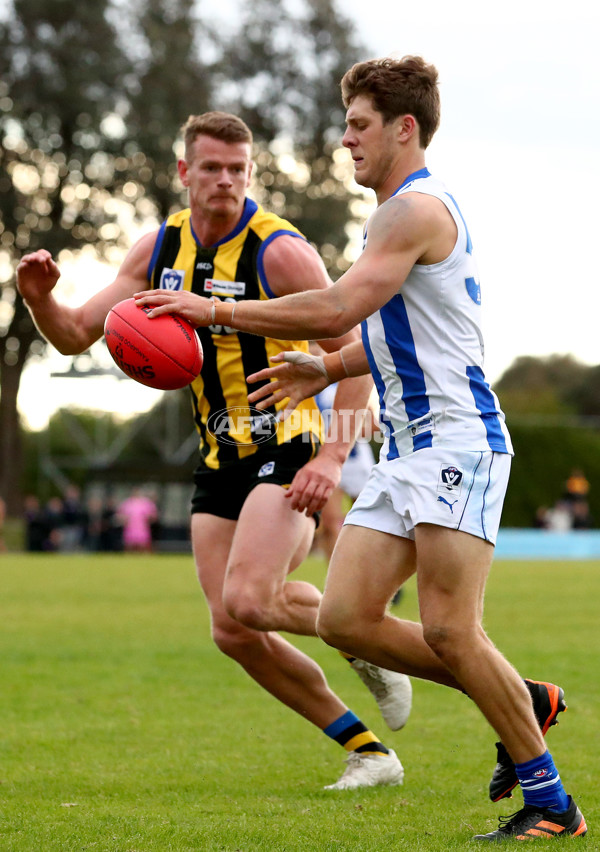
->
[496,529,600,559]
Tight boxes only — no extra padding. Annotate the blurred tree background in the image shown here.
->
[0,0,367,514]
[493,356,600,527]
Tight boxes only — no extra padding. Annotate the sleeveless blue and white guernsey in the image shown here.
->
[361,168,513,462]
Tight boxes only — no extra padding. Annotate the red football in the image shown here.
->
[104,298,203,390]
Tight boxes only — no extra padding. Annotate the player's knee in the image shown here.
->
[422,621,476,665]
[223,592,274,632]
[316,604,352,650]
[211,622,259,660]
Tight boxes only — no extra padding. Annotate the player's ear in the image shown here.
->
[396,114,417,144]
[178,158,190,187]
[246,159,254,187]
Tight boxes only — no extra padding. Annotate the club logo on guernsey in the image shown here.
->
[438,465,463,494]
[159,268,185,290]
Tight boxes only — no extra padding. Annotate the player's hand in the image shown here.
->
[133,289,214,326]
[16,250,61,304]
[247,351,331,420]
[285,452,342,516]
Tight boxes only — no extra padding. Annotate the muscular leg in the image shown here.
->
[318,522,546,763]
[414,524,545,764]
[192,510,349,729]
[318,524,460,687]
[221,483,323,636]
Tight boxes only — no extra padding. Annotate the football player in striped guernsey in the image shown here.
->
[17,111,413,791]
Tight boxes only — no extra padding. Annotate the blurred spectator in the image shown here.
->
[564,468,590,503]
[44,496,64,550]
[100,496,122,551]
[117,488,158,553]
[83,495,105,552]
[82,494,123,552]
[60,484,86,551]
[571,500,594,530]
[545,500,573,532]
[24,495,48,551]
[536,469,595,531]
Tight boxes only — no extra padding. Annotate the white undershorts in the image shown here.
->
[344,448,511,545]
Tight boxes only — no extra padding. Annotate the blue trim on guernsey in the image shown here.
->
[445,192,473,254]
[466,366,508,452]
[323,710,361,738]
[361,321,399,460]
[364,168,432,244]
[256,230,307,298]
[190,198,259,248]
[393,167,431,195]
[147,219,167,282]
[379,294,433,451]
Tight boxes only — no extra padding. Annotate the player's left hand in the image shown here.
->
[134,289,215,326]
[285,452,342,516]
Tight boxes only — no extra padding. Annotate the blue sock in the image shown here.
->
[322,710,389,755]
[515,750,570,812]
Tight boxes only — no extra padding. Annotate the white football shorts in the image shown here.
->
[343,448,511,545]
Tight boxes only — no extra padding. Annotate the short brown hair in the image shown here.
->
[341,56,440,148]
[180,111,253,161]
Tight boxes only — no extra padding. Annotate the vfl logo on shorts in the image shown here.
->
[258,461,275,478]
[438,465,463,494]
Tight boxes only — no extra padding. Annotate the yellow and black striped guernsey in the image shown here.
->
[148,199,324,469]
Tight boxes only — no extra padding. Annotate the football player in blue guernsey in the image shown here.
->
[134,61,587,840]
[17,111,413,791]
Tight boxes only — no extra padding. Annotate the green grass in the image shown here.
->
[0,554,598,850]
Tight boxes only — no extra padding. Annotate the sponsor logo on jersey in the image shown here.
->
[196,262,213,270]
[204,279,246,296]
[437,495,458,513]
[258,461,275,478]
[438,465,463,494]
[410,416,434,437]
[159,268,185,290]
[206,406,278,446]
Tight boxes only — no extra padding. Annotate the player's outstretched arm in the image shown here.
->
[18,232,158,355]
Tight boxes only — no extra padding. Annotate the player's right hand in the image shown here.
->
[16,250,61,303]
[247,351,330,420]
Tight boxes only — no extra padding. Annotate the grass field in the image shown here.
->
[1,553,598,851]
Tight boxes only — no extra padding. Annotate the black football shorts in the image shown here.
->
[191,435,320,521]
